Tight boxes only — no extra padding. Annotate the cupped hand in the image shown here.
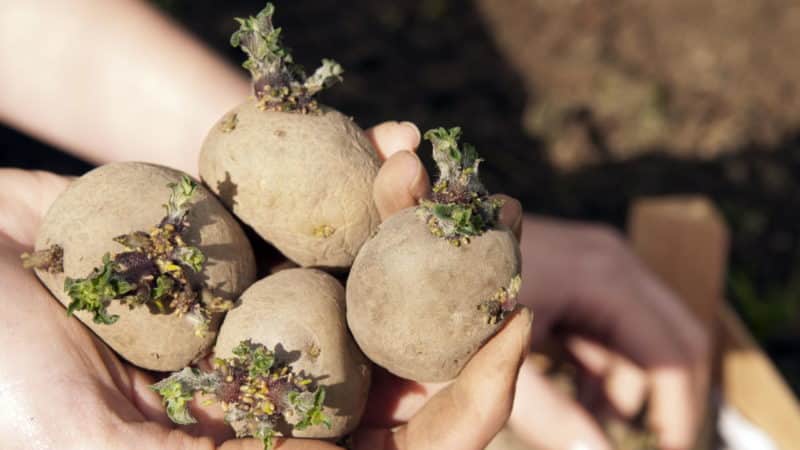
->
[0,121,532,450]
[370,125,710,450]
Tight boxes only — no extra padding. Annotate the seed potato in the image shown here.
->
[215,268,371,438]
[32,162,256,371]
[200,101,380,269]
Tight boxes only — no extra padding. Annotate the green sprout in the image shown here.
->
[174,246,206,272]
[417,127,502,244]
[150,367,220,425]
[478,274,523,324]
[163,175,198,227]
[54,176,230,333]
[255,426,278,450]
[151,340,330,450]
[290,388,331,430]
[230,3,343,113]
[64,254,132,324]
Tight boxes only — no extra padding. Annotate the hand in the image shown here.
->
[0,121,532,450]
[507,217,710,450]
[368,127,710,450]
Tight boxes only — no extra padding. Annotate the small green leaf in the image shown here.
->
[304,59,344,95]
[150,367,221,425]
[291,387,330,430]
[152,275,175,300]
[255,424,277,450]
[174,246,205,272]
[150,368,199,425]
[93,309,120,325]
[231,340,276,378]
[248,346,275,378]
[164,175,198,226]
[431,203,454,220]
[63,253,127,325]
[232,340,252,358]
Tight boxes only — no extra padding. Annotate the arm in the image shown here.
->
[0,0,248,175]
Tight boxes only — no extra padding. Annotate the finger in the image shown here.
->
[353,307,533,450]
[606,357,647,419]
[373,150,430,221]
[624,268,710,448]
[138,354,234,444]
[179,354,238,442]
[493,194,523,241]
[649,367,697,450]
[124,365,175,427]
[635,274,711,431]
[365,121,422,161]
[588,283,699,449]
[360,367,449,428]
[566,335,647,418]
[0,169,71,247]
[508,356,612,450]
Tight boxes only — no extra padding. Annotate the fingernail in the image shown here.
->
[501,197,523,229]
[522,306,533,326]
[400,121,421,144]
[397,151,426,198]
[519,307,534,345]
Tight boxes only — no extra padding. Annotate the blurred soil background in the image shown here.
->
[1,0,799,392]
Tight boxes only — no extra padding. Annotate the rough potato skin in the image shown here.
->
[199,99,381,269]
[346,207,521,382]
[215,268,371,438]
[33,162,257,371]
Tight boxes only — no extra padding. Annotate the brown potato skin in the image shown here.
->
[199,99,381,269]
[33,162,257,371]
[346,207,521,382]
[215,268,371,438]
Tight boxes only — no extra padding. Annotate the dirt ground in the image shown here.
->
[478,0,800,170]
[1,0,797,394]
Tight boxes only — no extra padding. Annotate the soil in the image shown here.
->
[1,0,797,394]
[478,0,800,170]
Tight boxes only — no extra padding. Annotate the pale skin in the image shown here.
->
[0,1,709,449]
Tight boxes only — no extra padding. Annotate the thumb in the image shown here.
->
[507,356,612,450]
[354,307,533,450]
[373,150,430,221]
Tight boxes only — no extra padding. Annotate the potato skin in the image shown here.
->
[33,162,257,371]
[215,268,371,438]
[199,99,381,269]
[346,207,521,382]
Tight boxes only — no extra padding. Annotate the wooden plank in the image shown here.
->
[719,305,800,450]
[628,196,729,327]
[628,196,728,450]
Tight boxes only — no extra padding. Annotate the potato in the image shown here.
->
[30,162,256,371]
[214,268,371,439]
[199,3,380,270]
[346,127,523,382]
[347,208,520,381]
[200,102,380,269]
